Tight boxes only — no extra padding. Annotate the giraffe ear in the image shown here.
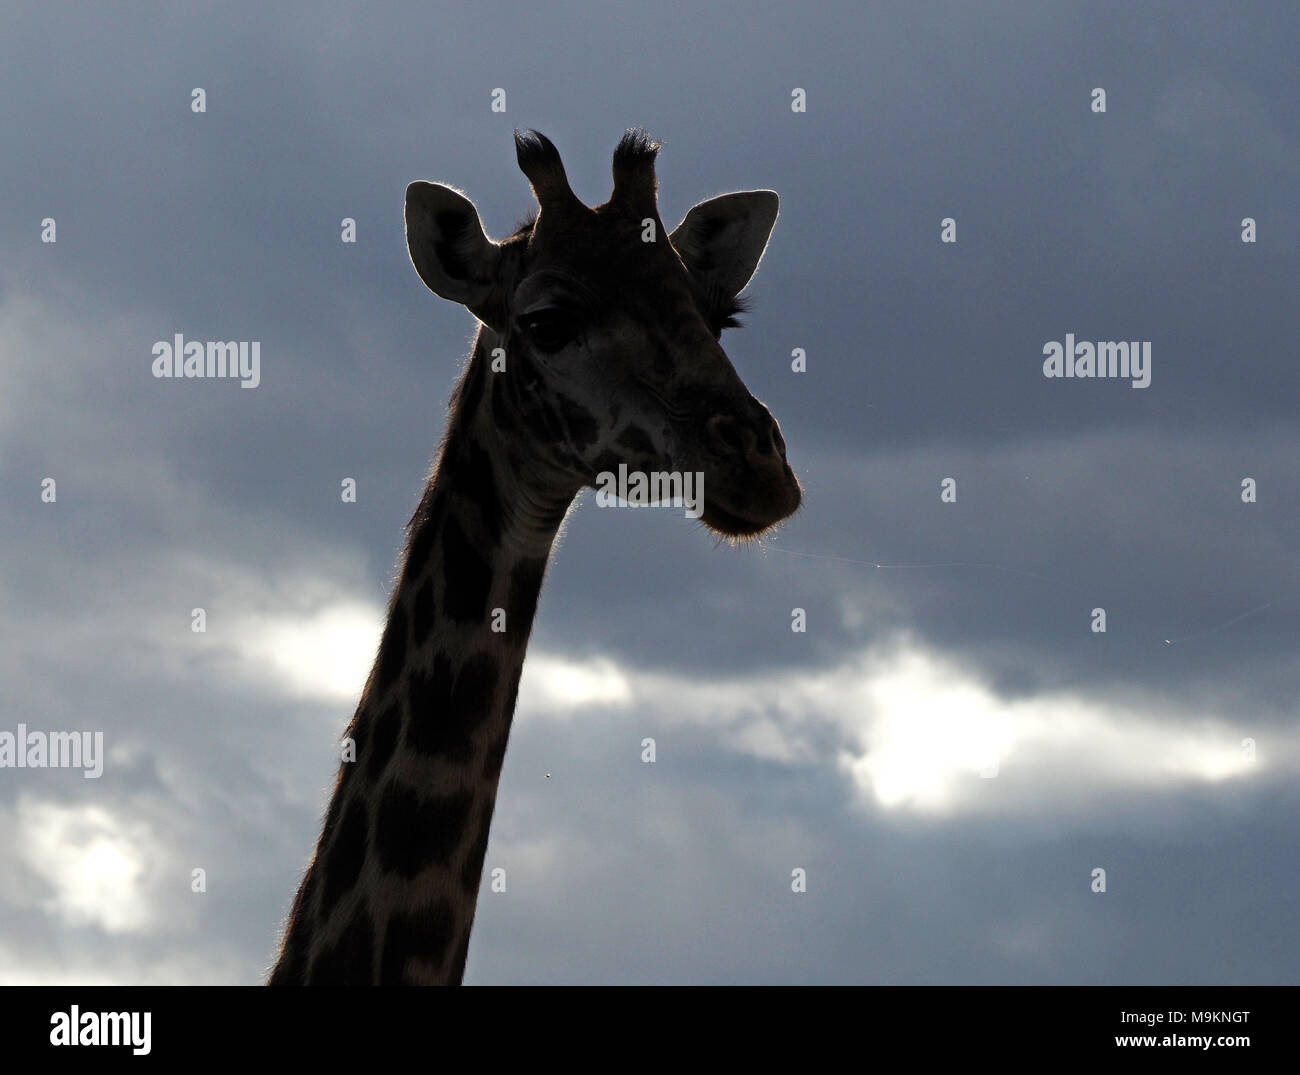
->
[669,190,779,301]
[405,182,503,319]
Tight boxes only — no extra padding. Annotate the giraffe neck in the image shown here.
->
[271,329,576,985]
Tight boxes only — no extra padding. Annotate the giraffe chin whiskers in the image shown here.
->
[698,487,802,542]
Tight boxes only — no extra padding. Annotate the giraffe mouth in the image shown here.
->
[699,474,802,539]
[701,501,774,538]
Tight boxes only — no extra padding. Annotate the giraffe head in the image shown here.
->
[405,129,800,538]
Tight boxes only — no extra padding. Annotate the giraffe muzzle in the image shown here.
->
[697,407,800,537]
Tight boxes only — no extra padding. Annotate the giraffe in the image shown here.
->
[268,129,801,985]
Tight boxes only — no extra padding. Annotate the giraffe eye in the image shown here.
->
[517,309,578,353]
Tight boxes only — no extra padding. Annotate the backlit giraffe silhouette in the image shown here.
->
[269,129,800,984]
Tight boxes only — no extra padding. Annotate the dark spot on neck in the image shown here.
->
[442,516,493,624]
[403,489,447,586]
[367,701,402,783]
[319,797,369,918]
[411,576,435,648]
[406,651,468,760]
[441,519,491,626]
[380,900,457,985]
[375,782,474,878]
[450,652,499,726]
[451,440,503,547]
[306,902,375,985]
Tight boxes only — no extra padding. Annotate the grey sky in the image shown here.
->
[1,2,1296,984]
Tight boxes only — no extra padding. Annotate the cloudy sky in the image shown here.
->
[2,2,1296,984]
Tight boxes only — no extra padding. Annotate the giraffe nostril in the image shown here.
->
[706,415,752,457]
[771,423,786,459]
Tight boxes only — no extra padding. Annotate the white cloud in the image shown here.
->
[831,645,1266,813]
[12,798,154,934]
[523,655,633,713]
[223,600,383,703]
[0,938,248,987]
[513,636,1294,818]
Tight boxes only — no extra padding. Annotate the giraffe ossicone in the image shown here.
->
[269,129,800,985]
